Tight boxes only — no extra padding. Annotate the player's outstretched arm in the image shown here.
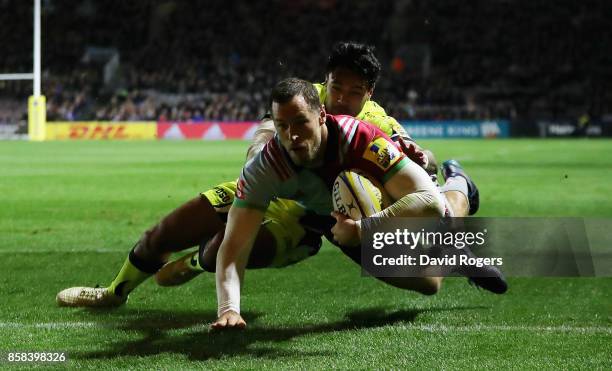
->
[377,160,445,218]
[212,205,264,330]
[331,157,444,246]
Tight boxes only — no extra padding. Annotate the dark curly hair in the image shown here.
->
[326,42,381,89]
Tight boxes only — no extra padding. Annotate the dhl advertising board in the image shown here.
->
[46,122,157,140]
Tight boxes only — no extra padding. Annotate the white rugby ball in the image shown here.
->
[332,170,387,219]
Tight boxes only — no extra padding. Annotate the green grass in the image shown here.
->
[0,139,611,369]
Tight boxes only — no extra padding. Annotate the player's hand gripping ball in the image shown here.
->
[332,170,388,219]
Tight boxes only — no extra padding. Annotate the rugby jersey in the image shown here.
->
[314,83,411,140]
[234,114,409,215]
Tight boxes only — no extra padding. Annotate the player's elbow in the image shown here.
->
[423,149,438,175]
[419,189,445,217]
[377,189,445,218]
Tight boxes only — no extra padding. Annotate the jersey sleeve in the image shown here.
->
[234,143,283,212]
[314,82,327,105]
[360,135,409,183]
[338,116,409,184]
[358,100,412,141]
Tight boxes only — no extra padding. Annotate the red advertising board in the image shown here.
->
[157,122,258,140]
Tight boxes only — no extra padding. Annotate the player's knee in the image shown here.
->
[446,191,469,213]
[198,256,216,273]
[198,243,217,272]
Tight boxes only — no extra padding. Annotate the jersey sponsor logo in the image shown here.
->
[213,186,232,204]
[363,137,401,170]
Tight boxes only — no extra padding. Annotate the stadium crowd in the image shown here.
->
[1,0,610,125]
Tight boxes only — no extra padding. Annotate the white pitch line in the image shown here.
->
[1,322,611,334]
[0,249,119,254]
[0,322,100,329]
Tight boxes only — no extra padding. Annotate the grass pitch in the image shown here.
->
[0,139,611,369]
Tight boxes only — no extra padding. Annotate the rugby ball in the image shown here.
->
[332,170,388,219]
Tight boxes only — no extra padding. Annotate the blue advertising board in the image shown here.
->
[400,120,510,138]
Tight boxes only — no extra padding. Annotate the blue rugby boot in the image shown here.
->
[442,159,480,215]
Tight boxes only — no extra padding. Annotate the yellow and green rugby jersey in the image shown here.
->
[314,83,408,138]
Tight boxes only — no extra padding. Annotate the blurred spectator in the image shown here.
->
[0,0,610,124]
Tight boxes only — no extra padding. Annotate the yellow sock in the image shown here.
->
[108,250,163,298]
[186,250,205,271]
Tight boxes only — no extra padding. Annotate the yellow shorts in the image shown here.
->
[202,181,318,267]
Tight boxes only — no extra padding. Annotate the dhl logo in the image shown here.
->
[68,125,128,139]
[48,122,157,140]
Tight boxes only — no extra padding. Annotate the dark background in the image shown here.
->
[1,0,611,127]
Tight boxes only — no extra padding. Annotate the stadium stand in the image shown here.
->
[0,0,610,125]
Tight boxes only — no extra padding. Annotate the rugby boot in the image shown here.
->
[56,286,126,307]
[442,159,480,215]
